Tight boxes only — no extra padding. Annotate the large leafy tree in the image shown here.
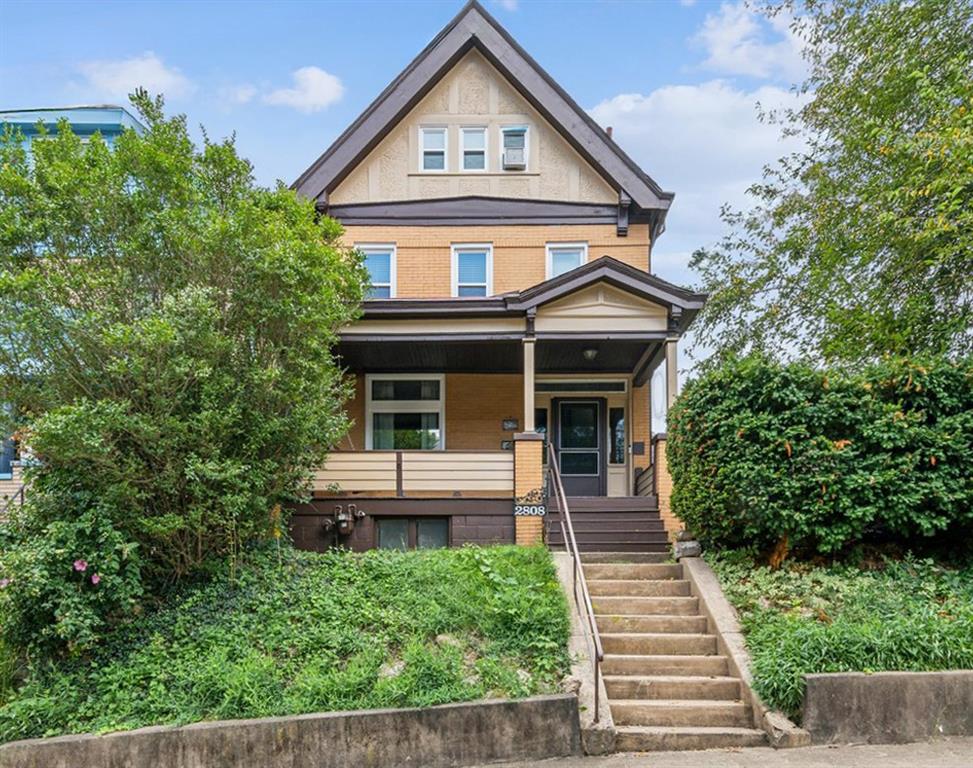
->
[692,0,973,364]
[0,93,365,650]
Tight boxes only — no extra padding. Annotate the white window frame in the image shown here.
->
[461,126,488,172]
[365,374,446,451]
[545,241,589,279]
[357,243,397,299]
[451,243,493,298]
[500,124,530,171]
[419,126,448,173]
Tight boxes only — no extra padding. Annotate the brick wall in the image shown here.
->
[653,437,682,539]
[513,436,544,545]
[631,381,651,475]
[342,223,651,298]
[339,373,523,452]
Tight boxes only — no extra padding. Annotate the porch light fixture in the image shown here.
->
[583,348,599,361]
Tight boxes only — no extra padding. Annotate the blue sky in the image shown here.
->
[1,0,806,402]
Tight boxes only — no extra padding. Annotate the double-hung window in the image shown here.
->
[546,242,588,279]
[358,245,395,299]
[420,126,447,171]
[461,127,487,171]
[366,374,444,450]
[451,244,492,297]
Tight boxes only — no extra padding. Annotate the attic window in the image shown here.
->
[501,126,528,170]
[462,127,487,171]
[420,127,447,171]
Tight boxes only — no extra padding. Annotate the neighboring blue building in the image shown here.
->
[0,104,145,152]
[0,105,145,480]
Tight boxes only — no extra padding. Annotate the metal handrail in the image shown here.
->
[0,483,25,520]
[546,443,605,723]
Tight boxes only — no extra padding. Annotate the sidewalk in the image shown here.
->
[482,738,973,768]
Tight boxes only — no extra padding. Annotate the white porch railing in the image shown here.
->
[313,450,514,496]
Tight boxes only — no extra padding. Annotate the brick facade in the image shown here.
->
[342,223,650,298]
[513,435,545,545]
[653,436,682,539]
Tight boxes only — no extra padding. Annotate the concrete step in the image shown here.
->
[588,579,690,597]
[580,552,669,564]
[615,725,767,752]
[583,563,682,581]
[566,543,670,553]
[610,699,752,728]
[601,632,717,656]
[604,675,741,700]
[602,654,729,676]
[590,596,698,616]
[594,614,708,634]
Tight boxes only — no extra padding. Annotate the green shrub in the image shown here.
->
[0,544,570,741]
[668,356,973,554]
[0,94,367,655]
[0,503,142,656]
[708,551,973,719]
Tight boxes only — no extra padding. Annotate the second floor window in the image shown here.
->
[547,242,588,279]
[461,127,487,171]
[359,245,395,298]
[452,245,492,297]
[420,127,447,171]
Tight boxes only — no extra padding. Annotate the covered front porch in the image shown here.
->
[290,258,704,552]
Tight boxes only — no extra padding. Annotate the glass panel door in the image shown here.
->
[558,401,599,476]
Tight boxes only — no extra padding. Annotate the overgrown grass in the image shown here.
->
[707,551,973,721]
[0,544,570,742]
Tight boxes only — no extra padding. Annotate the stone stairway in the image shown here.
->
[581,552,767,751]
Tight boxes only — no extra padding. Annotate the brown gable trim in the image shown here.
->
[292,1,673,216]
[510,256,707,311]
[356,256,706,334]
[328,196,628,227]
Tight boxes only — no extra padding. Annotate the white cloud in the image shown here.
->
[77,52,193,100]
[263,66,344,113]
[694,2,805,81]
[220,83,257,105]
[497,0,519,10]
[590,79,806,289]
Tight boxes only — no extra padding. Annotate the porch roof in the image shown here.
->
[337,258,704,385]
[354,256,706,334]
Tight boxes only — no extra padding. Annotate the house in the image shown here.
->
[0,105,146,510]
[0,104,145,150]
[289,1,704,553]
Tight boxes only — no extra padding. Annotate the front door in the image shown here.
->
[554,398,606,496]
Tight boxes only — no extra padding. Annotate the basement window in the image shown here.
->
[420,126,447,171]
[377,517,449,550]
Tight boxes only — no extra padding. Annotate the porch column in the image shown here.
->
[523,337,536,432]
[659,338,681,540]
[665,338,678,409]
[513,432,545,546]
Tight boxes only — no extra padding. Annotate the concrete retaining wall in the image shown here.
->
[682,557,810,748]
[803,671,973,745]
[0,695,581,768]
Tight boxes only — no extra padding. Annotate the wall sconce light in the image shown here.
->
[583,348,599,361]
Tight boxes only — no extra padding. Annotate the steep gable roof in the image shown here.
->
[293,0,674,218]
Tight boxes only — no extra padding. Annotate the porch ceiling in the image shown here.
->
[335,337,659,375]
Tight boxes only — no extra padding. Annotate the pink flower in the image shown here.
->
[91,573,101,585]
[73,559,88,572]
[0,578,9,589]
